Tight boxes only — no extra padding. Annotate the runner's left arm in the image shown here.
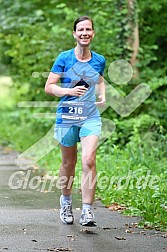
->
[95,76,105,106]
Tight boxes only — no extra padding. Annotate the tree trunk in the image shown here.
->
[127,0,139,74]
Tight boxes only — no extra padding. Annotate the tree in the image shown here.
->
[127,0,139,68]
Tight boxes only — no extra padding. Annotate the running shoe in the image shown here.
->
[60,195,74,224]
[79,208,97,227]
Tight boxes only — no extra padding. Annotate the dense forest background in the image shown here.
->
[0,0,166,230]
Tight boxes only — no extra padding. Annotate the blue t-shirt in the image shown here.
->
[51,48,105,126]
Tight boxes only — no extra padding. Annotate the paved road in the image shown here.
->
[0,147,166,252]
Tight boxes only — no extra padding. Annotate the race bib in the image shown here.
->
[61,101,88,120]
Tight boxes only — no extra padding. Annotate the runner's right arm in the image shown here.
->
[45,72,87,97]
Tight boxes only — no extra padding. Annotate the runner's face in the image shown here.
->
[73,20,95,47]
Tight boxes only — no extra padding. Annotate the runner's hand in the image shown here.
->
[95,95,106,106]
[68,86,88,97]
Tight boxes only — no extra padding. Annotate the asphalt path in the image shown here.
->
[0,147,166,252]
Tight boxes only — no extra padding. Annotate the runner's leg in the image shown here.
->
[80,135,99,204]
[59,144,77,196]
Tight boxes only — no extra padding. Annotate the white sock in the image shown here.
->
[62,194,72,203]
[82,203,92,213]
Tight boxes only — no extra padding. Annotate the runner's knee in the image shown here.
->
[82,156,95,170]
[62,159,76,169]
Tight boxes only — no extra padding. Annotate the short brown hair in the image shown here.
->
[73,16,94,31]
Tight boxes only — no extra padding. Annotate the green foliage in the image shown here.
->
[0,0,78,100]
[96,143,167,231]
[138,0,167,72]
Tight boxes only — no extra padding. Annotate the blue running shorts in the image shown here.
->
[54,118,102,147]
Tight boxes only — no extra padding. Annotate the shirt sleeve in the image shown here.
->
[50,53,65,75]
